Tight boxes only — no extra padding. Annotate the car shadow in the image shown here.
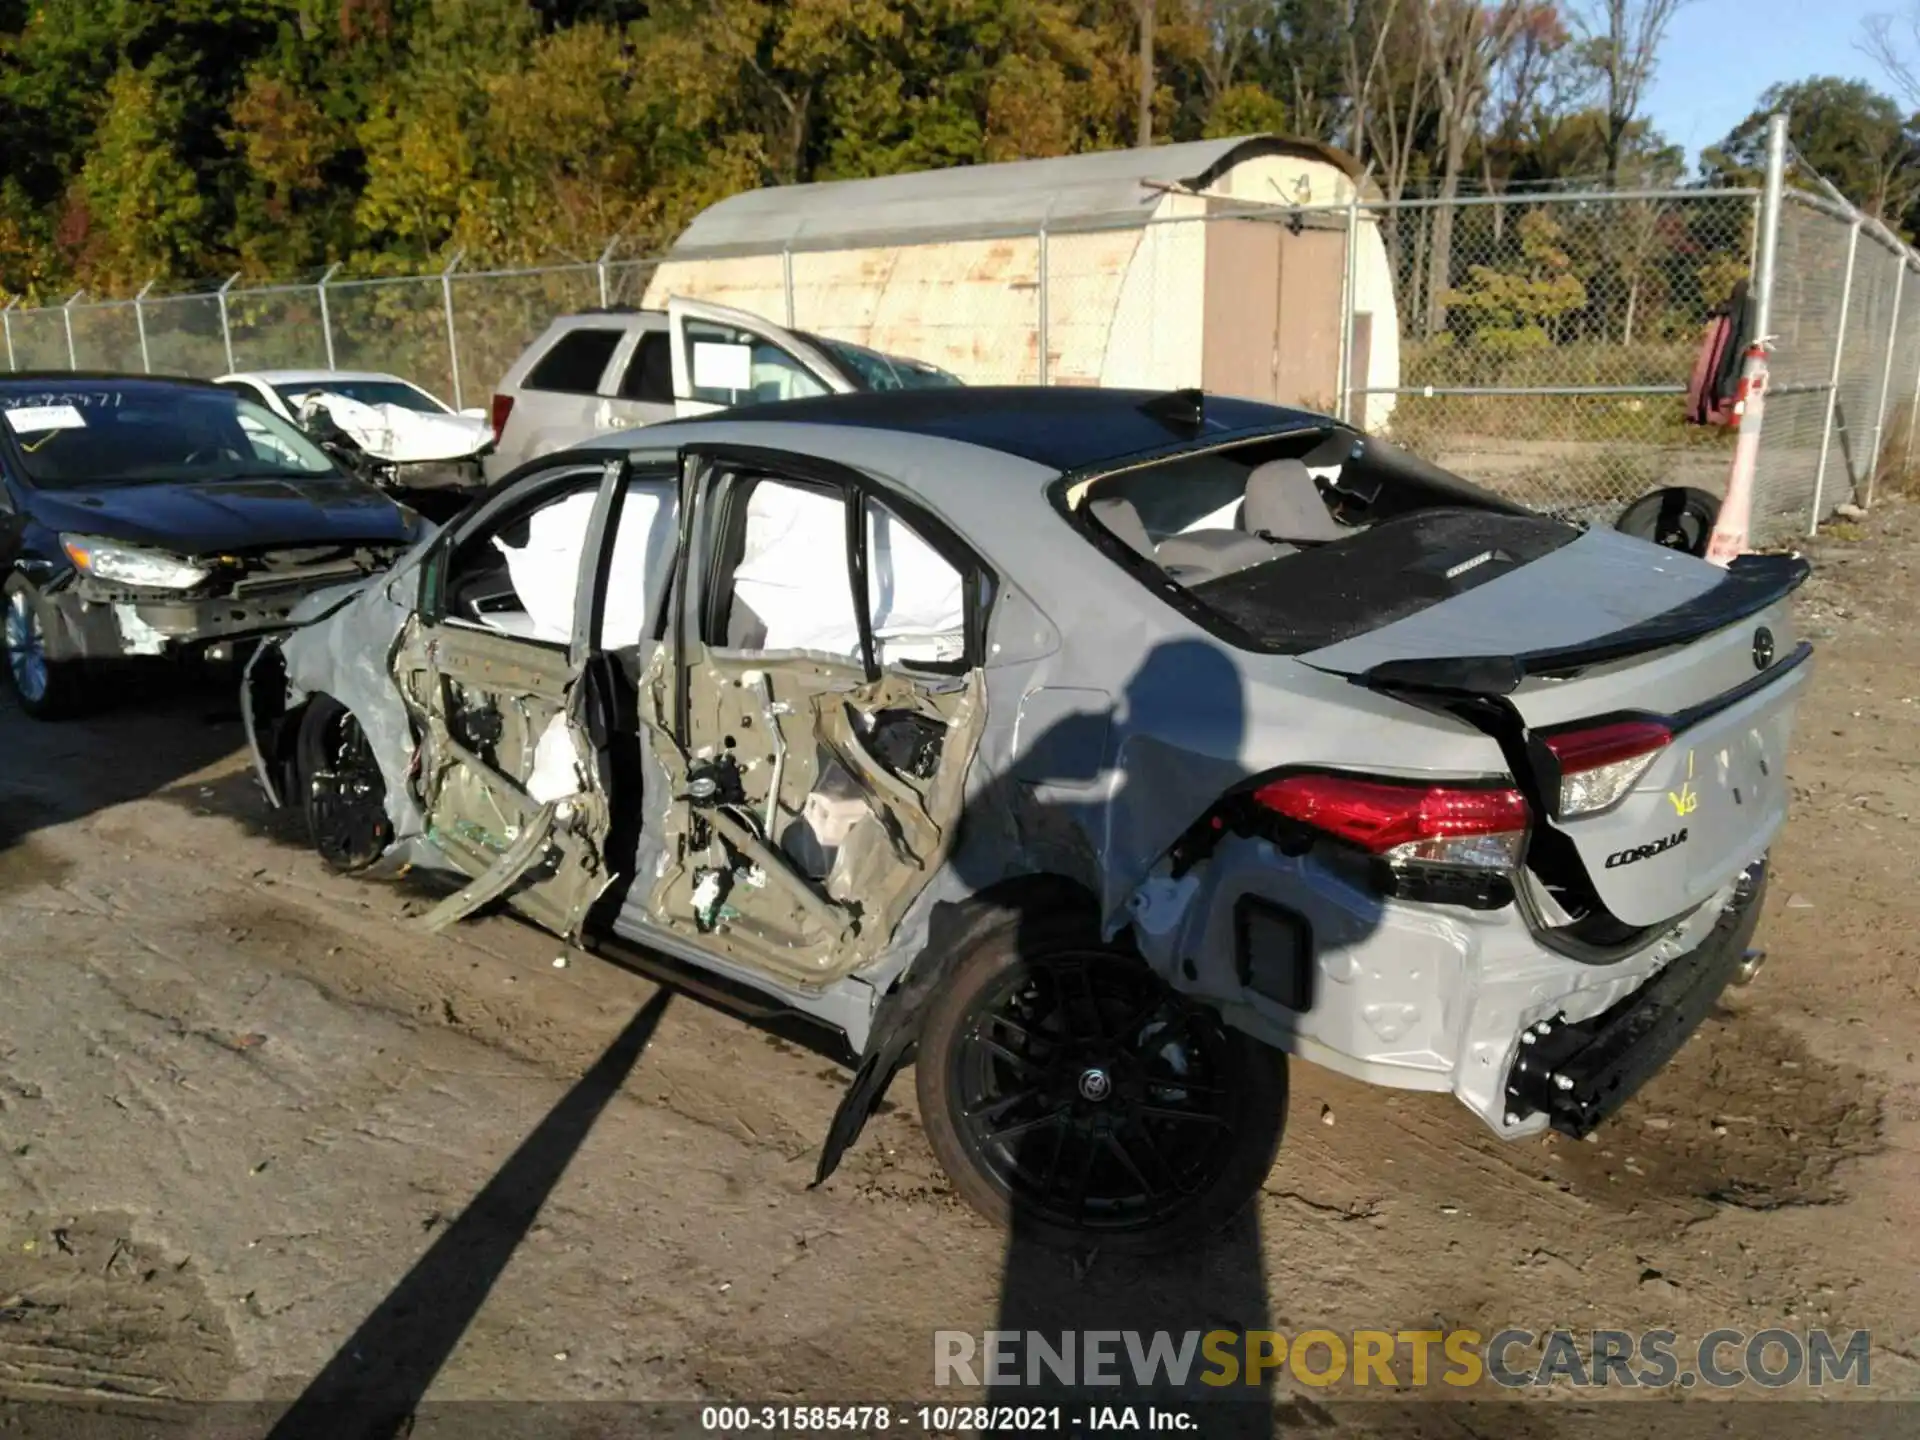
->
[0,660,248,850]
[264,990,673,1440]
[930,636,1387,1431]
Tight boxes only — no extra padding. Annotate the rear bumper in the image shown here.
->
[1505,862,1765,1135]
[1136,832,1773,1140]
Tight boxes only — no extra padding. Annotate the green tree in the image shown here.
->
[1201,80,1287,137]
[1444,208,1588,354]
[1705,77,1920,231]
[66,64,207,291]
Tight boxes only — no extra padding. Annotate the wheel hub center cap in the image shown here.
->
[1077,1066,1113,1102]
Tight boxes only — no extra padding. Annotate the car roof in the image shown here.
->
[225,370,420,386]
[554,308,668,329]
[653,386,1326,474]
[0,371,225,391]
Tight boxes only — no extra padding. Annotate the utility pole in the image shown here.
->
[1137,0,1155,147]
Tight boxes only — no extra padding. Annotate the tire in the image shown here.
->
[3,577,86,720]
[296,695,393,873]
[915,906,1287,1253]
[1616,485,1721,557]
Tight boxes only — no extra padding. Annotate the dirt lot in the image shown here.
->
[1,504,1917,1433]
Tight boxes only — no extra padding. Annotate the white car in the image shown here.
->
[215,370,493,466]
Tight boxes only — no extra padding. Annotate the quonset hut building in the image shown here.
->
[642,135,1401,429]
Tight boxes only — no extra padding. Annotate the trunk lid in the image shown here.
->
[1291,524,1810,927]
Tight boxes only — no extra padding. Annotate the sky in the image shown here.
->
[1641,0,1902,165]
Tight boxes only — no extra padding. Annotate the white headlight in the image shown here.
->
[62,535,211,590]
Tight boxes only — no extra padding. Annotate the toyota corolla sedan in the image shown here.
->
[240,387,1808,1250]
[2,375,420,718]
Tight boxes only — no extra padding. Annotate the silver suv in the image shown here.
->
[484,298,961,480]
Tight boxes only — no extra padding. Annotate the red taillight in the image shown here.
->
[1252,772,1529,864]
[489,392,514,438]
[1542,719,1672,817]
[1542,719,1671,773]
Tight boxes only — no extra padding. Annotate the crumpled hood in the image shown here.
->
[32,473,418,556]
[299,392,492,463]
[284,520,441,626]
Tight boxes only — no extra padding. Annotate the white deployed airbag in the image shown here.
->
[490,479,678,647]
[867,504,964,665]
[732,483,863,656]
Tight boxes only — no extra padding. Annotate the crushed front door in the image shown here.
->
[396,455,657,938]
[664,297,854,419]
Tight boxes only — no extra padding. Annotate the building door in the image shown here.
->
[1273,227,1345,412]
[1201,219,1283,402]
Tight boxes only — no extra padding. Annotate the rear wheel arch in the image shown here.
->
[811,873,1103,1188]
[911,882,1288,1250]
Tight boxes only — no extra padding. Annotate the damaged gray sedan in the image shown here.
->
[242,387,1809,1249]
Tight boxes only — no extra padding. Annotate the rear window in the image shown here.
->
[617,331,673,403]
[1071,428,1548,653]
[1,385,337,489]
[805,334,963,392]
[526,328,623,394]
[274,379,445,413]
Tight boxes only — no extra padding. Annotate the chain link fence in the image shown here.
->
[1357,188,1756,524]
[4,146,1912,541]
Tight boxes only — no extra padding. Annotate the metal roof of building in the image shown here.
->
[668,135,1361,257]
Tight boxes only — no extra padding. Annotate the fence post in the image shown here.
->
[782,243,796,328]
[316,262,340,370]
[216,273,241,373]
[2,298,15,372]
[133,280,154,373]
[1904,261,1920,481]
[61,289,84,368]
[1037,224,1050,386]
[1751,116,1785,347]
[1808,220,1859,534]
[597,238,618,308]
[1866,255,1905,508]
[1336,190,1360,422]
[441,249,466,410]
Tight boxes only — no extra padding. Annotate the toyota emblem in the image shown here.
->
[1752,626,1775,670]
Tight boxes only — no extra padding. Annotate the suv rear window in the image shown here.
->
[526,329,623,394]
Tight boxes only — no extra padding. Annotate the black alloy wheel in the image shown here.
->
[916,908,1287,1252]
[298,696,392,872]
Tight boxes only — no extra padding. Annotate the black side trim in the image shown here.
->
[1669,639,1813,729]
[1362,553,1811,695]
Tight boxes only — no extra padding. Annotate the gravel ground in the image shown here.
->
[1,505,1916,1433]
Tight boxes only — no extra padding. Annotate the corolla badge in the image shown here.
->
[1606,828,1689,868]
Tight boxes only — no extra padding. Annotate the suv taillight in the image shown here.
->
[1542,719,1671,817]
[1252,772,1529,871]
[489,392,514,439]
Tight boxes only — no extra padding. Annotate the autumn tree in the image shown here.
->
[66,65,207,292]
[1443,206,1587,354]
[1705,77,1920,232]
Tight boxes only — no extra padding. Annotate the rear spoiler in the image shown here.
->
[1356,553,1811,696]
